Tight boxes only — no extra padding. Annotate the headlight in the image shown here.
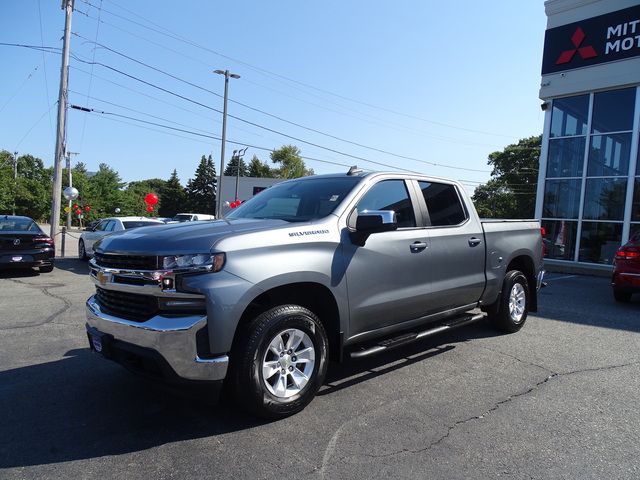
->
[162,253,225,272]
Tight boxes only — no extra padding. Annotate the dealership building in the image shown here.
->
[536,0,640,271]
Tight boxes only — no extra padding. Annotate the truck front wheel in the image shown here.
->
[488,270,530,333]
[230,305,329,419]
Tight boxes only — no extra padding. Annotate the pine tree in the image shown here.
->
[185,155,217,214]
[248,155,274,178]
[159,169,187,217]
[224,155,249,177]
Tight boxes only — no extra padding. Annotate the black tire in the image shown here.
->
[78,239,88,261]
[39,264,54,273]
[487,270,530,333]
[613,289,632,303]
[230,304,329,419]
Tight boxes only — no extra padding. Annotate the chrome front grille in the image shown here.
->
[94,252,159,270]
[95,286,158,322]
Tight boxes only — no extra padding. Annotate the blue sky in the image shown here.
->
[0,0,547,191]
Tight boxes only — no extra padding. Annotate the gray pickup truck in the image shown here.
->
[85,169,544,418]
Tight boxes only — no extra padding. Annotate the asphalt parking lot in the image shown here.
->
[1,262,639,479]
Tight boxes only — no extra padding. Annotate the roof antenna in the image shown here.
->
[347,165,363,176]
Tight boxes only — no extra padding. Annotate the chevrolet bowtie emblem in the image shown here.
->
[97,271,110,285]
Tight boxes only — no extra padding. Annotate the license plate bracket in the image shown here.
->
[87,327,113,358]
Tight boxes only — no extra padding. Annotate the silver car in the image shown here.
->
[78,216,165,260]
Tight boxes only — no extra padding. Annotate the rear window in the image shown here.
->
[172,214,192,222]
[122,221,163,229]
[418,181,467,226]
[0,217,41,232]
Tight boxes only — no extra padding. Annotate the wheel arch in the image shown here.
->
[233,282,342,362]
[505,255,537,312]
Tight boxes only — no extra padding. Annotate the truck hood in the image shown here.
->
[94,218,292,255]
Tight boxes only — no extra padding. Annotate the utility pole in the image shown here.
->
[49,0,74,240]
[12,151,18,215]
[213,69,240,219]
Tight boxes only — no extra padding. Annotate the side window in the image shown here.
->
[94,221,108,232]
[418,181,467,226]
[356,180,416,228]
[104,221,116,232]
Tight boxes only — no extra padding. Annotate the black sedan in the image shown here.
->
[0,215,55,273]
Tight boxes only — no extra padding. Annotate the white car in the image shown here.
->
[170,213,216,222]
[78,216,165,260]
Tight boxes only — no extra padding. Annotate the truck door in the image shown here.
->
[416,181,485,313]
[343,179,431,338]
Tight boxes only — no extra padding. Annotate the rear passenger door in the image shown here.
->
[416,181,485,313]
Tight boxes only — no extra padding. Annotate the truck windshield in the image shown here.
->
[226,177,361,222]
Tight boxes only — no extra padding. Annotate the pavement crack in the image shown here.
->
[1,278,73,330]
[404,361,639,456]
[472,344,555,374]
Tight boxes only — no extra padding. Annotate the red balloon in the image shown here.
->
[146,205,154,212]
[73,204,78,209]
[84,205,91,211]
[144,193,159,206]
[75,209,82,215]
[231,201,239,208]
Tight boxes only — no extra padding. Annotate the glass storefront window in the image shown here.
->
[578,222,623,264]
[547,137,586,177]
[632,179,640,222]
[587,133,631,177]
[543,179,581,218]
[591,88,636,134]
[550,95,589,137]
[583,178,627,221]
[541,220,577,261]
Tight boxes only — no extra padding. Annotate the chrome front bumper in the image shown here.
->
[86,295,228,382]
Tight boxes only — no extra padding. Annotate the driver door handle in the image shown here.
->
[410,241,428,252]
[468,237,482,247]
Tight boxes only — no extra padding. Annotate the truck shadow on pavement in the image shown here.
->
[0,325,495,469]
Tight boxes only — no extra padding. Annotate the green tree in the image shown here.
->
[123,178,167,217]
[270,145,314,179]
[86,163,126,218]
[472,135,541,219]
[185,154,217,214]
[224,155,249,177]
[248,155,274,178]
[158,169,187,217]
[0,151,51,220]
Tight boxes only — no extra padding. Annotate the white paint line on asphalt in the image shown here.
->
[545,275,578,282]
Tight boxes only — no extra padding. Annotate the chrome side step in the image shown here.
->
[350,313,485,359]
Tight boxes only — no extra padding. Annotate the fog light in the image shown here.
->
[162,278,174,289]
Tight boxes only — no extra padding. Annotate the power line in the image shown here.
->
[90,0,517,139]
[69,104,415,172]
[78,0,104,150]
[67,51,490,173]
[70,34,492,172]
[36,0,54,139]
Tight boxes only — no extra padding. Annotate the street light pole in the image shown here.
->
[213,69,240,219]
[235,147,248,201]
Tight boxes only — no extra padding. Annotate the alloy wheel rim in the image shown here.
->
[509,283,526,323]
[261,328,315,398]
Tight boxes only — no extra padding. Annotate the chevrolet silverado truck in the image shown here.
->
[85,169,544,418]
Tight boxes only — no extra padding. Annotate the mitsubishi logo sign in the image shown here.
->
[555,27,597,64]
[542,5,640,75]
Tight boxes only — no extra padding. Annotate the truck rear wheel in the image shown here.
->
[488,270,529,333]
[230,305,328,419]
